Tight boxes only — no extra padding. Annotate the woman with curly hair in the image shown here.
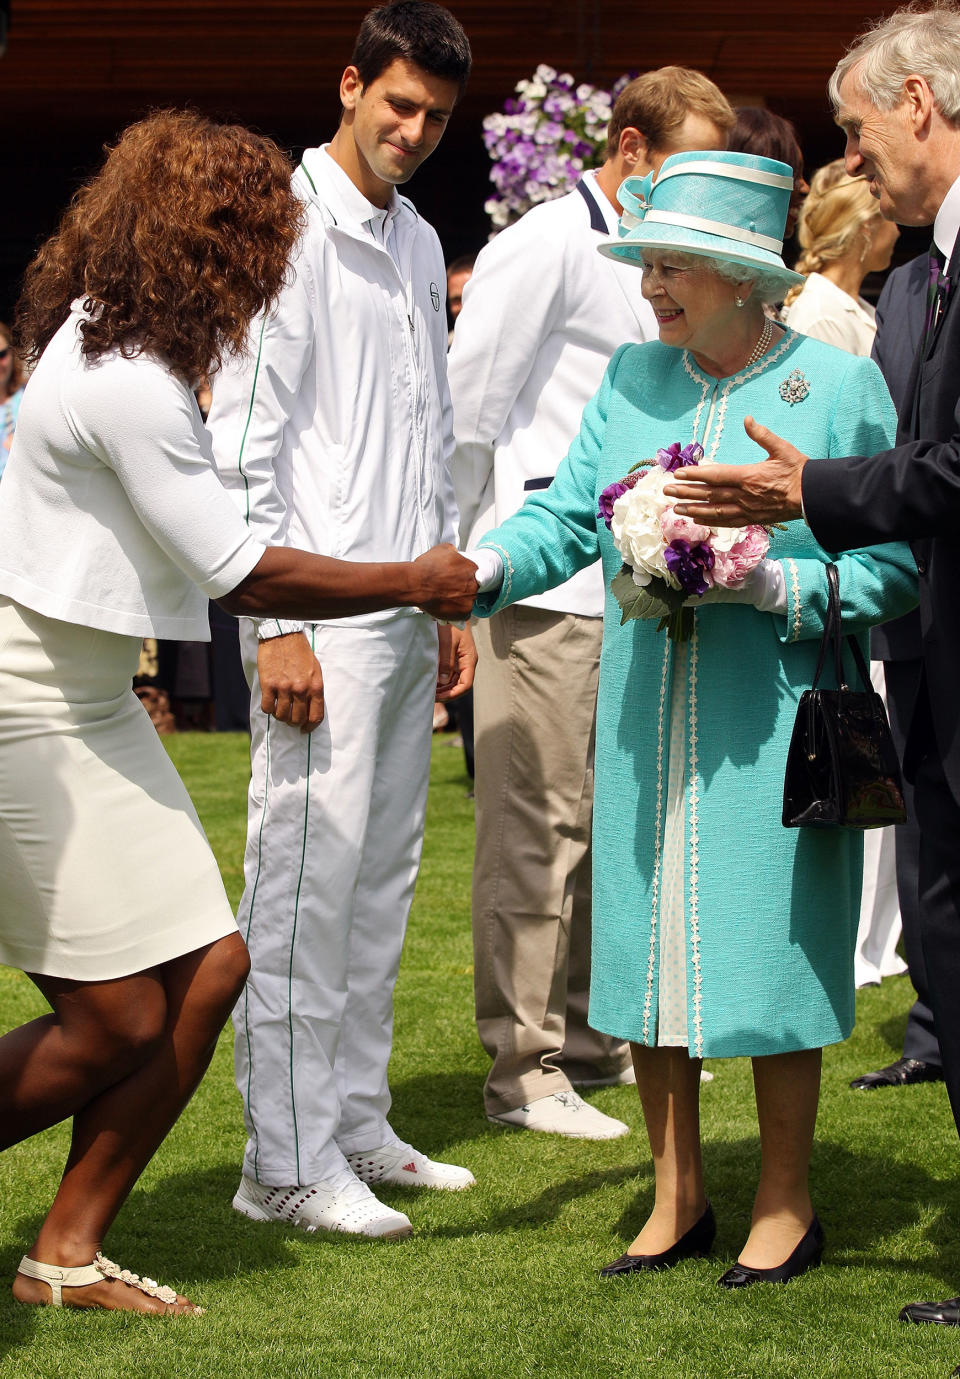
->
[0,110,476,1316]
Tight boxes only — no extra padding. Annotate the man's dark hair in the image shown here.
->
[352,1,472,94]
[728,107,804,181]
[446,252,476,275]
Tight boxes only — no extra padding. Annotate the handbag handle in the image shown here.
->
[810,563,872,692]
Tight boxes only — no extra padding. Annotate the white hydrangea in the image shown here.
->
[610,471,673,584]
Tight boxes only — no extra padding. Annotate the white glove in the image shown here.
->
[686,559,786,613]
[465,547,505,593]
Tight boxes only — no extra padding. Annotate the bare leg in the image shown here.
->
[737,1047,821,1269]
[10,933,249,1314]
[627,1043,706,1255]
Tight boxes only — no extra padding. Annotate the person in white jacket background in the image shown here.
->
[207,0,477,1240]
[448,67,735,1138]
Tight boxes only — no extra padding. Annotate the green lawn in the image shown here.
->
[1,733,960,1377]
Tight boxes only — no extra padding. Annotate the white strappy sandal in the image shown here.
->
[16,1252,201,1312]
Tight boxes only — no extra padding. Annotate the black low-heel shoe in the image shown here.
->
[600,1202,716,1277]
[717,1215,824,1289]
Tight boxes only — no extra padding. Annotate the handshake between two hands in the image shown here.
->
[411,543,481,621]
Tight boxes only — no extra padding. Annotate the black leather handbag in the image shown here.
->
[782,564,907,830]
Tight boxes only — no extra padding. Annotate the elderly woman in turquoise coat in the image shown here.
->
[467,152,917,1288]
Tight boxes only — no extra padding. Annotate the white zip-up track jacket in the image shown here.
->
[208,145,459,627]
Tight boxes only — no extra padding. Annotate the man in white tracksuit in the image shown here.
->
[207,1,476,1239]
[449,68,734,1139]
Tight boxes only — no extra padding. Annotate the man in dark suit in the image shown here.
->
[849,254,945,1091]
[665,3,960,1329]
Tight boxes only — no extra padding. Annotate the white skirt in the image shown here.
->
[0,597,239,980]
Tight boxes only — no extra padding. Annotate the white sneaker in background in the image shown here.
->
[345,1143,476,1191]
[232,1170,413,1238]
[487,1090,629,1140]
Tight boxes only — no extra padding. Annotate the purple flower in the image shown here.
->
[664,539,715,596]
[656,441,704,472]
[596,471,641,528]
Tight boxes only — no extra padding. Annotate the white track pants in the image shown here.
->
[234,615,437,1185]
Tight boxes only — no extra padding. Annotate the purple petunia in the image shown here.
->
[664,539,715,596]
[596,471,641,528]
[656,441,704,472]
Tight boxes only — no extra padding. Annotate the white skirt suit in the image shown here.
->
[0,305,266,980]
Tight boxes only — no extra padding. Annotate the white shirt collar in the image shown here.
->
[581,169,621,235]
[312,145,404,236]
[933,171,960,263]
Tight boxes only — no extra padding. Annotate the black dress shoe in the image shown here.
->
[600,1202,716,1276]
[899,1295,960,1326]
[850,1056,944,1090]
[717,1215,824,1288]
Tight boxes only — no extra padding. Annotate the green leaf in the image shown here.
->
[611,566,685,625]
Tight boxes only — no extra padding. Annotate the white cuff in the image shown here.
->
[466,548,505,593]
[753,559,786,613]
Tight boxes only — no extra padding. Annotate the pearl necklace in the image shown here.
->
[743,316,774,370]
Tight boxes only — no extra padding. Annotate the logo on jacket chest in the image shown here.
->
[429,282,441,312]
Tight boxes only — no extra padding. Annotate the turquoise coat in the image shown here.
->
[474,330,918,1058]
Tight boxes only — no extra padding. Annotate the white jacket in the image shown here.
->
[447,172,656,617]
[208,145,458,627]
[0,305,263,640]
[782,272,877,358]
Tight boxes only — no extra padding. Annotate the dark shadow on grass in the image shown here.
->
[385,1069,500,1153]
[0,1162,305,1362]
[877,1011,911,1055]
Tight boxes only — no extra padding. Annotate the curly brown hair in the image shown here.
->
[16,110,305,380]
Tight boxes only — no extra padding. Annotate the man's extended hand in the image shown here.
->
[436,622,477,701]
[257,631,325,732]
[664,416,809,525]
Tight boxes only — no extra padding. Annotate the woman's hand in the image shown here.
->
[664,417,809,525]
[413,545,480,620]
[436,622,477,701]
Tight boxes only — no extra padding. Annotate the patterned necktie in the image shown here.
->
[922,242,948,357]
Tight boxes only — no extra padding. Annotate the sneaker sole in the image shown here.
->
[485,1114,629,1140]
[232,1192,413,1239]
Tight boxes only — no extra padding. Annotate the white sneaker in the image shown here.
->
[232,1170,412,1239]
[487,1090,629,1140]
[345,1143,476,1191]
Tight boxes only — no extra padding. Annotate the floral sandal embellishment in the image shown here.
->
[779,369,810,406]
[94,1253,181,1304]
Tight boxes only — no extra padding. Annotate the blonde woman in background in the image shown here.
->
[784,160,905,990]
[783,160,899,354]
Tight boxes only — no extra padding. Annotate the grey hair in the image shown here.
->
[828,3,960,123]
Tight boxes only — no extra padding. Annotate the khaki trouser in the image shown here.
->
[472,606,630,1115]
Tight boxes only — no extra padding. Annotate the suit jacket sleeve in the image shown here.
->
[803,424,960,549]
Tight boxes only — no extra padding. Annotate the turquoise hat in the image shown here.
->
[598,149,803,293]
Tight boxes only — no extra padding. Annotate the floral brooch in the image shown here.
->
[778,369,810,406]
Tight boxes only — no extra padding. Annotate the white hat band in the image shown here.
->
[619,207,784,255]
[653,160,795,193]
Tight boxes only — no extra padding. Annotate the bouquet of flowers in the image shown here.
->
[597,441,771,643]
[482,66,634,230]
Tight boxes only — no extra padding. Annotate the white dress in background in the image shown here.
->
[785,271,907,987]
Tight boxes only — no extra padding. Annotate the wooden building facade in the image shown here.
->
[0,1,909,319]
